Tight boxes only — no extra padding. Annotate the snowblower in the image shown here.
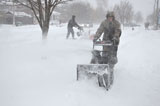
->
[77,40,116,90]
[76,27,84,37]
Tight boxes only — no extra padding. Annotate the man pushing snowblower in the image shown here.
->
[92,11,121,67]
[66,15,82,39]
[77,11,121,90]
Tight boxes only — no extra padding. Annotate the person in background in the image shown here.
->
[66,15,81,39]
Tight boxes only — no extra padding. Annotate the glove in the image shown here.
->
[93,38,97,43]
[93,36,98,43]
[112,38,119,45]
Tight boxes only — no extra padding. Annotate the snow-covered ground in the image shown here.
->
[0,24,160,106]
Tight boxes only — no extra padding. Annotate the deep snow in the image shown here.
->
[0,24,160,106]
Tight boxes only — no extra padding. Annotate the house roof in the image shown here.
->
[9,11,32,17]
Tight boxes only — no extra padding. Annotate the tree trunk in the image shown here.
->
[42,25,49,40]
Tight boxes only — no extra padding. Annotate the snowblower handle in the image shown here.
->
[93,41,113,49]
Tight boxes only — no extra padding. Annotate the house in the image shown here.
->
[0,11,13,24]
[0,11,33,25]
[50,11,61,25]
[0,1,34,25]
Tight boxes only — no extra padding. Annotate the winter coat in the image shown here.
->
[94,19,121,45]
[67,18,80,29]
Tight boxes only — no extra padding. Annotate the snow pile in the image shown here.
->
[0,25,160,106]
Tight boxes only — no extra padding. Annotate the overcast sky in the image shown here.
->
[80,0,157,19]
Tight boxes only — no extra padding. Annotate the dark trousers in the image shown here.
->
[102,45,118,66]
[66,27,74,39]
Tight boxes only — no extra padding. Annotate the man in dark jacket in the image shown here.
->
[93,11,121,67]
[66,15,81,39]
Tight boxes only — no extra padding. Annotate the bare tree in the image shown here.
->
[113,0,134,26]
[154,0,159,29]
[57,1,106,24]
[146,0,159,28]
[96,0,108,10]
[146,13,155,25]
[15,0,73,39]
[134,11,143,24]
[61,2,93,23]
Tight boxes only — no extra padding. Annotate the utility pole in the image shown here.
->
[156,0,159,29]
[12,0,15,25]
[154,0,159,29]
